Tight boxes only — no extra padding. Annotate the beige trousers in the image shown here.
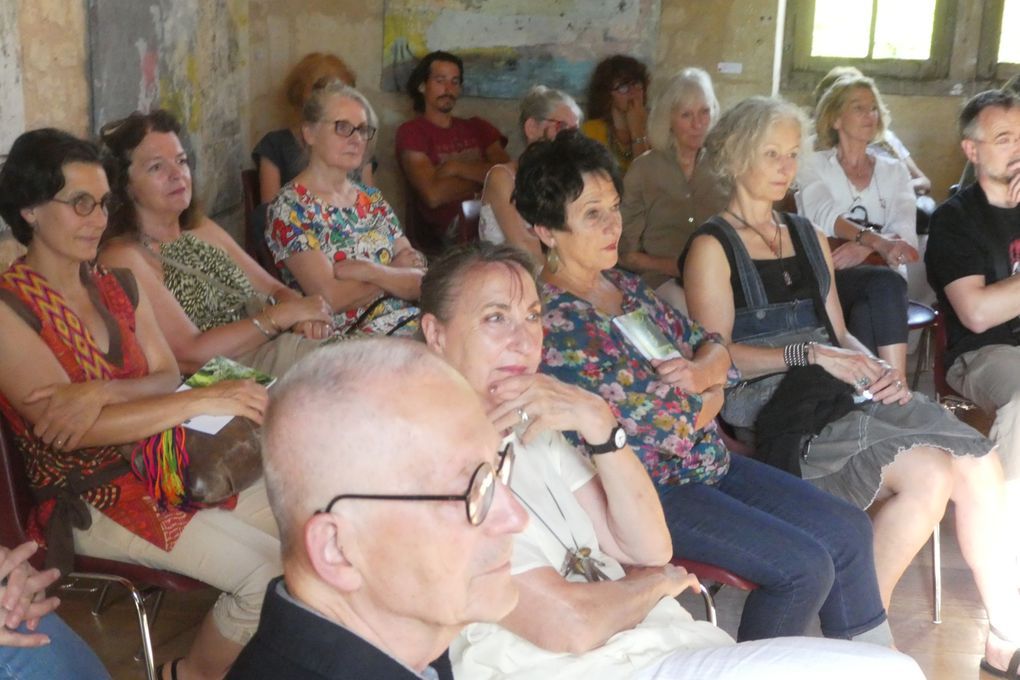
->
[73,479,281,645]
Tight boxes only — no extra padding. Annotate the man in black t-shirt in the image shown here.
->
[926,88,1020,517]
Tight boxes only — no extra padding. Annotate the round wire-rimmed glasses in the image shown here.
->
[318,442,515,526]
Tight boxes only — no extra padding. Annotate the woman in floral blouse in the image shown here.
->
[267,80,422,336]
[513,130,892,646]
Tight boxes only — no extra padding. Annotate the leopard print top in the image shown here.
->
[158,232,259,331]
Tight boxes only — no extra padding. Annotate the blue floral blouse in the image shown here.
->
[541,269,737,486]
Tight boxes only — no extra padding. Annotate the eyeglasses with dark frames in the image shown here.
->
[318,443,515,526]
[331,120,378,141]
[50,193,118,217]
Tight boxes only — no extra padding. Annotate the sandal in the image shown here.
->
[156,657,182,680]
[981,625,1020,677]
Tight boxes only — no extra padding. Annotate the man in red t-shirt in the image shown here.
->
[396,51,509,255]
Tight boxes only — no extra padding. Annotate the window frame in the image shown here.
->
[782,0,962,97]
[977,0,1020,81]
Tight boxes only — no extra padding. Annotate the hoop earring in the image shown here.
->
[545,246,560,274]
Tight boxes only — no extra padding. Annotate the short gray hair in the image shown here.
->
[518,85,582,140]
[262,339,453,557]
[647,68,720,152]
[703,96,807,195]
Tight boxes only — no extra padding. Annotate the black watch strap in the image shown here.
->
[585,425,627,455]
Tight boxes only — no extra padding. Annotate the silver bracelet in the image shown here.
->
[251,316,274,338]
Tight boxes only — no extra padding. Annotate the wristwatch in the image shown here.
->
[585,425,628,455]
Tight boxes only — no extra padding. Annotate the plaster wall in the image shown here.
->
[12,0,979,230]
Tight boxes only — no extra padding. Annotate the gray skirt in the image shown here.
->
[802,392,993,509]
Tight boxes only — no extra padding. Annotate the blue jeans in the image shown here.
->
[835,266,908,352]
[657,455,886,642]
[0,614,110,680]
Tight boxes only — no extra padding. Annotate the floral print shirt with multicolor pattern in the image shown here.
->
[267,182,419,336]
[541,269,737,487]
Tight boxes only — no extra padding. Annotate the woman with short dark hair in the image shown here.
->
[513,130,893,646]
[0,127,281,680]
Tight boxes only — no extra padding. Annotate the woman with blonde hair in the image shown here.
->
[684,95,1020,676]
[620,67,728,311]
[797,74,916,373]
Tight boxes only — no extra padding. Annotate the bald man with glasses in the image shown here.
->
[227,339,527,680]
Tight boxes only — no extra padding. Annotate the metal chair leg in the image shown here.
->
[91,582,114,615]
[932,523,942,624]
[699,583,718,627]
[69,572,158,680]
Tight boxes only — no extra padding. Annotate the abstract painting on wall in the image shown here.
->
[87,0,246,215]
[382,0,661,101]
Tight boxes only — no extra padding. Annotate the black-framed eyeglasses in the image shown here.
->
[319,443,515,526]
[51,193,117,217]
[331,120,377,141]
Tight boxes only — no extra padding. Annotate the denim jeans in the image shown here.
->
[657,455,886,642]
[0,613,110,680]
[835,266,908,352]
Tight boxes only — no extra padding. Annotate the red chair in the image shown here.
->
[0,418,207,680]
[671,558,758,626]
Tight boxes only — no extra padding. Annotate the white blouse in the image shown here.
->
[795,148,917,249]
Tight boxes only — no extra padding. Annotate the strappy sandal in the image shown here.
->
[156,657,182,680]
[981,625,1020,677]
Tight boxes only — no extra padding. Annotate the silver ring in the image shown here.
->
[895,380,903,389]
[517,408,530,424]
[855,377,870,389]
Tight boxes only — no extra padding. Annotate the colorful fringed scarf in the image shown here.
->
[4,259,192,508]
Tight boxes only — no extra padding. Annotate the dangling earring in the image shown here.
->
[545,246,560,274]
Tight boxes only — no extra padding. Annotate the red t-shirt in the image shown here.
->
[395,116,506,235]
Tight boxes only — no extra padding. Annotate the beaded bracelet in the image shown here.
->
[783,342,814,367]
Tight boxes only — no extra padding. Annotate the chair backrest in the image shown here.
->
[0,418,38,556]
[240,168,282,282]
[241,168,260,224]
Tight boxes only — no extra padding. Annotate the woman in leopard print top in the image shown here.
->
[97,110,334,377]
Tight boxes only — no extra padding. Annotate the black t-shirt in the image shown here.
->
[926,182,1020,366]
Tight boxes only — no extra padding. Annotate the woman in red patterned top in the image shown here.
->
[0,129,281,680]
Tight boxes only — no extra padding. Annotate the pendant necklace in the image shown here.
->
[512,487,611,583]
[839,152,886,212]
[725,209,793,287]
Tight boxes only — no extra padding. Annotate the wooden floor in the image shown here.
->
[57,350,1005,679]
[55,513,998,680]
